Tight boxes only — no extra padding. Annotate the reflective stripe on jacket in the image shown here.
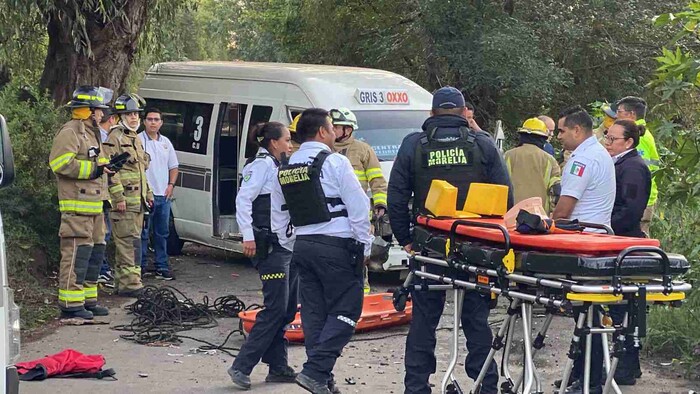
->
[335,135,388,208]
[49,119,108,215]
[103,124,153,212]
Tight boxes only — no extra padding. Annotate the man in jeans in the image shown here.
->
[138,108,179,280]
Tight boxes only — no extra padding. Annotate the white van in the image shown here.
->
[0,114,20,393]
[138,61,432,272]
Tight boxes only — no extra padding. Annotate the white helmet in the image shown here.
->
[330,108,358,131]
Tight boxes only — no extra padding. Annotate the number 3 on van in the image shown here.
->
[355,89,410,105]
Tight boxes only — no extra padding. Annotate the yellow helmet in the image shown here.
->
[517,118,549,137]
[601,104,617,129]
[289,114,301,133]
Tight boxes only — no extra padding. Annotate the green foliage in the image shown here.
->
[0,80,66,325]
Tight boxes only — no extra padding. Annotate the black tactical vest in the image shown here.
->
[413,126,486,215]
[245,152,279,229]
[278,150,348,227]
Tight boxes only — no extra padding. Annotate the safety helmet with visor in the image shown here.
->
[66,86,112,109]
[114,93,146,114]
[517,118,549,137]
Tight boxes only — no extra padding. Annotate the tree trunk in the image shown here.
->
[39,2,149,106]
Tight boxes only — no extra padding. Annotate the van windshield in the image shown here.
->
[352,110,427,161]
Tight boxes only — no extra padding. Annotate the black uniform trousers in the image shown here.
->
[404,266,498,394]
[608,304,640,377]
[231,241,299,374]
[294,235,364,384]
[571,306,604,387]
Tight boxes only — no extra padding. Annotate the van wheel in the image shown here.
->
[167,215,184,256]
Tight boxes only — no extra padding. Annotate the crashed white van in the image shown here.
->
[0,114,20,394]
[138,61,432,272]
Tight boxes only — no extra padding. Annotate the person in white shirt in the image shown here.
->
[552,105,615,394]
[227,122,299,390]
[273,108,372,394]
[138,108,178,280]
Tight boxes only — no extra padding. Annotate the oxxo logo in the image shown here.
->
[355,89,410,105]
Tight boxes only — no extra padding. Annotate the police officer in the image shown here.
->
[331,108,388,294]
[388,87,513,394]
[504,117,561,214]
[273,108,372,394]
[227,122,299,390]
[103,93,153,297]
[49,86,113,319]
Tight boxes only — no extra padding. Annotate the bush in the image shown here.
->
[646,200,700,374]
[0,80,67,328]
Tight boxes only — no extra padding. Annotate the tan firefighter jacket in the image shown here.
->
[103,123,153,212]
[49,119,109,215]
[335,135,388,208]
[504,143,561,214]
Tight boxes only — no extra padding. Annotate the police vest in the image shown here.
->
[413,126,487,214]
[245,152,279,230]
[278,150,348,227]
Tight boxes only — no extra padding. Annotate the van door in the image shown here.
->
[214,103,274,238]
[144,98,217,242]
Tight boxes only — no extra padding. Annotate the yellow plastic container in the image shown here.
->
[463,183,509,217]
[424,180,457,217]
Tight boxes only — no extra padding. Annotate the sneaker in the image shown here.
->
[328,377,342,394]
[85,304,110,316]
[98,273,115,288]
[227,367,251,390]
[296,373,331,394]
[155,270,175,280]
[60,308,94,320]
[265,365,297,383]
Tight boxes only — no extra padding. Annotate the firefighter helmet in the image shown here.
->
[66,86,111,109]
[113,93,146,114]
[289,114,301,133]
[330,108,358,131]
[517,118,549,137]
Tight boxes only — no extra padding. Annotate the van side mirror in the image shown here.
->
[0,114,16,188]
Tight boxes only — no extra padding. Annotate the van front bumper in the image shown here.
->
[6,366,19,394]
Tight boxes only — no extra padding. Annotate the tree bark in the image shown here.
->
[39,2,149,106]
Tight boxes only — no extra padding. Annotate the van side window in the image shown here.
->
[146,99,213,155]
[245,105,273,158]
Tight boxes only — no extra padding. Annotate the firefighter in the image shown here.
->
[330,108,388,294]
[227,122,299,389]
[274,108,372,393]
[504,118,561,213]
[103,93,153,297]
[289,114,303,153]
[388,87,513,394]
[49,86,113,320]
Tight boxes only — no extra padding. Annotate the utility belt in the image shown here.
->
[253,226,278,260]
[297,234,365,276]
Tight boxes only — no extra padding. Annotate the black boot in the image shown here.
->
[265,365,297,383]
[118,287,144,298]
[60,308,94,320]
[296,372,331,394]
[227,367,251,390]
[86,304,110,316]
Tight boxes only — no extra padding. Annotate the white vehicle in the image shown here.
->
[0,114,20,393]
[138,61,433,272]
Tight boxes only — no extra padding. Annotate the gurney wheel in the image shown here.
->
[392,289,408,312]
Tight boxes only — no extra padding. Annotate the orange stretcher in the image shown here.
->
[238,293,413,343]
[417,216,660,255]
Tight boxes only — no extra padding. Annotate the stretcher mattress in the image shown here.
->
[413,225,690,277]
[417,216,660,254]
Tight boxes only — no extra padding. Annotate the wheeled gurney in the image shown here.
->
[394,216,692,394]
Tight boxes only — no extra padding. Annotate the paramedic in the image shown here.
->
[552,105,615,394]
[604,119,651,386]
[227,122,299,390]
[387,86,513,394]
[331,107,388,294]
[273,108,372,394]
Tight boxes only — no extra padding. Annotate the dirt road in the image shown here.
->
[19,245,698,393]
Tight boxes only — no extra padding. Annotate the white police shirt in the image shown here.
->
[561,135,616,230]
[236,148,290,249]
[271,141,374,256]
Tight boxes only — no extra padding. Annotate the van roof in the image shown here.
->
[146,61,433,110]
